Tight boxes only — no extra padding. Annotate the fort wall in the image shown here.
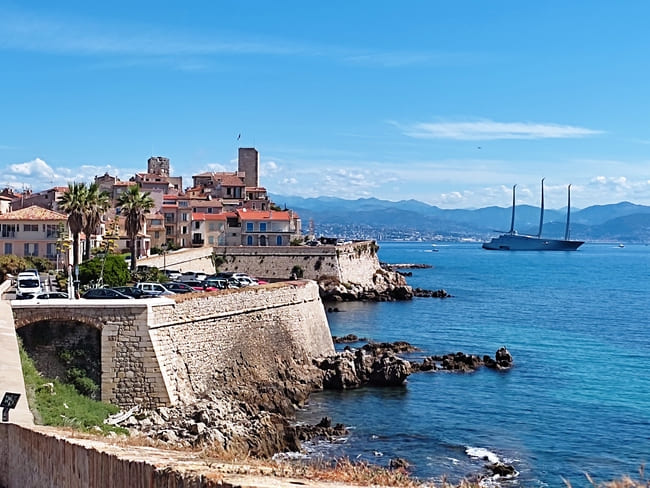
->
[12,281,333,408]
[138,241,382,287]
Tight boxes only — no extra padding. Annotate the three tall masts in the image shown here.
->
[508,178,574,239]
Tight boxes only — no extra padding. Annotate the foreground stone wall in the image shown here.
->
[0,423,358,488]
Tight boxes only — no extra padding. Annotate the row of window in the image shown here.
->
[4,242,58,258]
[1,223,60,238]
[247,235,283,246]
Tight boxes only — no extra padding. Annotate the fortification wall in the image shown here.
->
[12,281,333,409]
[211,241,381,286]
[138,246,215,273]
[137,241,383,288]
[148,280,333,403]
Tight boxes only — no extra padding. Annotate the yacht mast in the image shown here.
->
[564,184,572,241]
[537,178,545,237]
[508,184,517,234]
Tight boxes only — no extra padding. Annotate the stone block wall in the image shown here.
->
[148,281,333,403]
[0,424,223,488]
[211,240,381,285]
[13,282,333,409]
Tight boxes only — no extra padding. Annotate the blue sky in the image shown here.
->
[1,1,650,209]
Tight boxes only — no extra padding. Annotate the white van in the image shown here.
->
[16,276,41,298]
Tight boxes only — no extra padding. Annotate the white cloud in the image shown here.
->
[399,119,602,141]
[9,158,57,179]
[3,158,124,191]
[281,177,297,185]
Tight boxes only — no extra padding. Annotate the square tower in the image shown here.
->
[148,156,170,176]
[238,148,259,188]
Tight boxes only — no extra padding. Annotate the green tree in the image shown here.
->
[0,255,28,281]
[82,183,111,262]
[57,182,88,271]
[78,255,129,287]
[117,185,154,271]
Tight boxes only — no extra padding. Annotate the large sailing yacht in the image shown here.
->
[482,179,584,251]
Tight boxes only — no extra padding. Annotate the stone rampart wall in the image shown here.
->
[148,281,333,403]
[138,246,215,273]
[137,241,382,288]
[13,282,333,408]
[211,241,380,286]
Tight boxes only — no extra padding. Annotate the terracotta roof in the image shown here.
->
[236,210,297,221]
[0,205,67,221]
[0,195,12,201]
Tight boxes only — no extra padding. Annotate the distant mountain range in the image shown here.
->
[270,194,650,243]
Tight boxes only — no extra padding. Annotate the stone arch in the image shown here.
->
[18,318,102,399]
[13,310,105,332]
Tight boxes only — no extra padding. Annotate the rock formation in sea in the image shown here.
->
[410,347,514,373]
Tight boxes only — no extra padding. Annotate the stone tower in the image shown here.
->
[238,148,259,188]
[148,156,170,176]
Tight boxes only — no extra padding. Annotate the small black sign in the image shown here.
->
[0,392,20,409]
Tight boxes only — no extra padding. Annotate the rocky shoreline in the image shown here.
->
[114,264,513,484]
[118,337,513,483]
[318,262,451,302]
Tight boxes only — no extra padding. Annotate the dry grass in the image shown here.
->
[38,428,650,488]
[563,465,649,488]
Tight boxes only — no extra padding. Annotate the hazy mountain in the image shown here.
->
[271,194,650,243]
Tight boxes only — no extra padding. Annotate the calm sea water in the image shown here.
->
[294,242,650,487]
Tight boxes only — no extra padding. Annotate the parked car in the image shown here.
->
[22,269,40,279]
[203,278,230,290]
[82,288,134,299]
[178,279,206,291]
[179,271,207,282]
[35,292,69,299]
[235,276,258,287]
[164,282,196,294]
[134,282,176,296]
[162,269,182,281]
[16,276,41,298]
[110,286,148,299]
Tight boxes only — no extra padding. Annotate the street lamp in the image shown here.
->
[161,242,167,271]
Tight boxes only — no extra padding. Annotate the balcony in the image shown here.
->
[191,236,205,247]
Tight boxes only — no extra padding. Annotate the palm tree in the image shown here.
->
[82,183,111,261]
[57,182,88,271]
[117,185,154,271]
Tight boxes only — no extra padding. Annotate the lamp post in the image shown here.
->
[161,242,167,271]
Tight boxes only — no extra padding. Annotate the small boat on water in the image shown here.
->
[482,179,584,251]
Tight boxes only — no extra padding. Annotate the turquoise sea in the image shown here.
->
[295,242,650,487]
